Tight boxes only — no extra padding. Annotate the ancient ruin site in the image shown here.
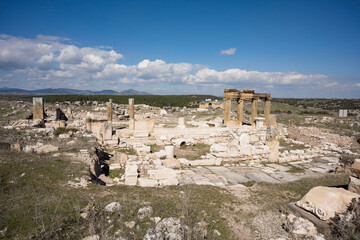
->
[1,91,360,239]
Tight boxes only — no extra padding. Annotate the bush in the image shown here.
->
[54,127,78,136]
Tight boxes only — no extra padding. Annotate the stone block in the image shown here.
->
[252,145,269,155]
[176,117,186,128]
[109,163,121,170]
[249,134,259,143]
[245,172,280,183]
[159,177,179,186]
[125,175,138,186]
[348,176,360,194]
[165,145,174,159]
[138,178,159,187]
[148,168,177,180]
[59,133,70,139]
[190,159,215,166]
[155,150,167,159]
[267,140,279,162]
[102,122,112,140]
[136,145,151,154]
[350,159,360,178]
[33,97,44,120]
[164,158,180,168]
[135,120,154,131]
[134,130,149,138]
[210,144,228,153]
[239,133,250,145]
[255,117,265,129]
[296,186,359,220]
[239,145,252,156]
[36,144,59,154]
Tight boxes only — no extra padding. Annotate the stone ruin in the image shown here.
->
[199,100,224,110]
[72,89,280,187]
[223,88,272,127]
[20,89,282,187]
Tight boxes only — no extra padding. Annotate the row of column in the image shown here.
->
[224,98,271,127]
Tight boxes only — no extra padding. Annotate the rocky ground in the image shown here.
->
[0,98,359,239]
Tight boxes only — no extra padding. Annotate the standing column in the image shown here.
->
[223,98,231,124]
[106,99,113,122]
[33,97,44,120]
[129,98,135,130]
[264,99,271,126]
[237,98,244,126]
[251,98,258,127]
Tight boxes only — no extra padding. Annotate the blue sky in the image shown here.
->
[0,0,359,97]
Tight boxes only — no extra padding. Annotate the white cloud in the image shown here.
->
[220,48,236,55]
[0,34,337,91]
[356,83,360,87]
[184,68,328,86]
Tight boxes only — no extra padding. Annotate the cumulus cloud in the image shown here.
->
[183,68,328,86]
[0,34,335,91]
[356,83,360,87]
[220,48,236,55]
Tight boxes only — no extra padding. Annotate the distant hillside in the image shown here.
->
[0,87,151,95]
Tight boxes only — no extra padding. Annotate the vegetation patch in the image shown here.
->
[0,149,234,239]
[175,143,210,160]
[53,127,78,136]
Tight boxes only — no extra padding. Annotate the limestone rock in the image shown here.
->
[148,168,177,180]
[286,213,318,237]
[210,144,228,153]
[138,206,153,219]
[296,186,360,220]
[348,176,360,194]
[165,145,174,159]
[267,140,279,162]
[138,178,159,187]
[159,177,179,186]
[83,235,100,240]
[155,150,167,159]
[59,133,70,139]
[350,159,360,178]
[124,164,139,186]
[143,217,184,240]
[104,202,122,213]
[164,158,180,168]
[36,144,59,154]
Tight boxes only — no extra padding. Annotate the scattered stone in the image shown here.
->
[36,144,59,154]
[83,235,100,240]
[124,221,135,229]
[59,133,70,139]
[138,206,153,219]
[143,217,184,240]
[104,202,122,213]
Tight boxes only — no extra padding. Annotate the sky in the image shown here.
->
[0,0,359,98]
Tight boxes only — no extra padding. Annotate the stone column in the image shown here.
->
[264,99,271,126]
[129,98,135,130]
[224,98,231,124]
[177,117,186,128]
[106,99,112,122]
[251,98,258,127]
[165,145,175,159]
[33,97,44,120]
[237,98,244,126]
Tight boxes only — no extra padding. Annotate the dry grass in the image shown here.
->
[175,143,210,160]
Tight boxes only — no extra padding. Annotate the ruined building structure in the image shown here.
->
[223,89,271,127]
